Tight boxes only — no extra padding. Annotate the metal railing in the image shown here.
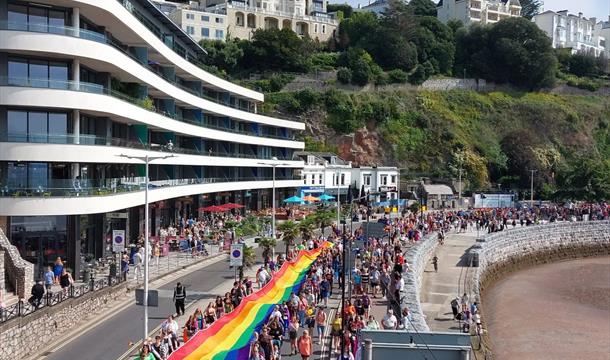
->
[0,133,295,160]
[0,20,293,120]
[0,275,125,324]
[0,175,301,198]
[0,74,296,141]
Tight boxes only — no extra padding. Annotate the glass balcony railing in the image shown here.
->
[0,175,301,198]
[0,21,290,120]
[1,133,294,161]
[0,76,296,142]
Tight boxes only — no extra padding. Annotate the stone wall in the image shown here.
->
[0,250,5,291]
[0,229,34,299]
[401,232,439,332]
[472,221,610,302]
[0,282,128,360]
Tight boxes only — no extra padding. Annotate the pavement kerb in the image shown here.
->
[26,251,229,360]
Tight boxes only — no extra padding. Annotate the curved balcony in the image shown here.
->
[0,78,304,149]
[0,22,301,129]
[0,177,302,216]
[0,134,301,167]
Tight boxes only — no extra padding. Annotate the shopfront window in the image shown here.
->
[10,216,68,276]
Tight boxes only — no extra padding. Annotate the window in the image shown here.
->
[215,17,223,24]
[215,29,224,39]
[7,110,69,143]
[201,15,210,22]
[307,155,315,165]
[322,25,326,34]
[201,27,210,37]
[391,175,397,184]
[314,24,318,33]
[341,173,345,185]
[381,175,388,185]
[186,26,194,35]
[318,174,323,185]
[186,13,194,20]
[363,174,371,186]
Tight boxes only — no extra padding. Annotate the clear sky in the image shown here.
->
[329,0,610,20]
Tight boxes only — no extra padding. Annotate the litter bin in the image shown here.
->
[471,252,479,267]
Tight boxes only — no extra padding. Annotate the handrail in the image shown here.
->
[0,133,295,161]
[0,21,291,120]
[0,76,297,141]
[0,176,302,198]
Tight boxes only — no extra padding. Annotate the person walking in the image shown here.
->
[432,255,439,273]
[133,247,143,281]
[53,257,64,285]
[315,306,327,344]
[44,266,54,291]
[297,330,313,360]
[173,282,186,316]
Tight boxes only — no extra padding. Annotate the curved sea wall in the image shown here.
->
[403,221,610,333]
[472,221,610,301]
[401,233,438,332]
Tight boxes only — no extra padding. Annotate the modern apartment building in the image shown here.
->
[296,152,400,204]
[437,0,521,25]
[0,0,304,277]
[533,10,607,56]
[160,0,338,42]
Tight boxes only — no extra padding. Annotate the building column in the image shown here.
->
[73,109,80,144]
[72,7,80,36]
[72,58,80,90]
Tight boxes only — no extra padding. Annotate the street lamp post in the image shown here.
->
[257,157,290,241]
[529,169,537,209]
[118,153,175,340]
[336,169,341,230]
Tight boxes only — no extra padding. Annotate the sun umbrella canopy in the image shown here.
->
[318,194,335,201]
[198,205,228,212]
[303,195,320,202]
[221,203,245,209]
[283,196,303,203]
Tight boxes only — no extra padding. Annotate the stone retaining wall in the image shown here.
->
[0,229,34,299]
[472,221,610,302]
[0,282,129,360]
[401,233,438,332]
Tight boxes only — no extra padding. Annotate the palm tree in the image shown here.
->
[299,216,316,242]
[314,210,335,237]
[258,236,277,261]
[243,245,256,267]
[277,220,299,256]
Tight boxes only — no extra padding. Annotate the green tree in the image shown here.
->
[258,237,277,261]
[455,17,557,89]
[243,245,256,267]
[298,217,316,242]
[556,156,610,201]
[328,3,354,18]
[407,0,438,16]
[568,53,600,77]
[410,16,455,75]
[337,11,379,49]
[408,64,427,84]
[242,28,313,72]
[519,0,543,20]
[277,220,299,256]
[313,210,335,236]
[337,67,352,84]
[199,38,244,74]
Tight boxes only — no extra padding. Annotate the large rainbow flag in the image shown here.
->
[168,242,332,360]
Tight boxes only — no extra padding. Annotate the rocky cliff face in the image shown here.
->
[302,110,391,166]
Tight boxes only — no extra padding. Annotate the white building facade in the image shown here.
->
[297,152,352,201]
[352,166,400,203]
[0,0,304,276]
[533,10,606,56]
[158,0,338,42]
[437,0,521,25]
[169,8,228,42]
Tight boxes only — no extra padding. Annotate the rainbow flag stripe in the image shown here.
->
[168,242,331,360]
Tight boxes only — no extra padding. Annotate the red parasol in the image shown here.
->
[220,203,245,209]
[198,205,228,212]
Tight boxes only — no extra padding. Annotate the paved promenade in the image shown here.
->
[419,230,478,332]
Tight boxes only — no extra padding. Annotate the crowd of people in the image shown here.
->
[134,202,609,359]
